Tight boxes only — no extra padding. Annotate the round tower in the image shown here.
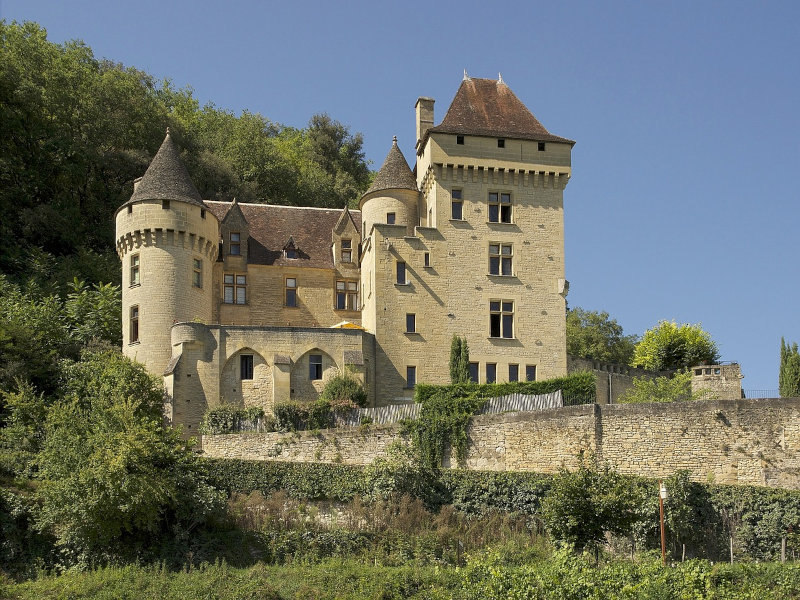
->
[115,129,219,376]
[359,136,419,236]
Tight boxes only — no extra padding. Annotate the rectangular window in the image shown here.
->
[538,142,546,151]
[224,274,246,304]
[240,355,254,380]
[456,135,464,145]
[526,365,537,382]
[469,362,479,383]
[451,189,463,220]
[162,200,170,209]
[509,364,519,382]
[486,363,496,384]
[406,366,416,388]
[309,354,322,380]
[341,239,352,263]
[336,280,358,310]
[192,258,202,288]
[130,254,140,286]
[229,232,241,256]
[396,261,406,284]
[406,313,416,333]
[387,212,396,225]
[285,278,297,307]
[489,300,514,338]
[201,208,206,219]
[488,192,512,223]
[129,305,139,343]
[127,205,132,214]
[424,252,430,267]
[497,138,505,148]
[489,244,513,276]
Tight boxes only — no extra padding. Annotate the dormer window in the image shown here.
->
[286,248,297,259]
[341,239,352,263]
[284,236,298,259]
[229,232,241,256]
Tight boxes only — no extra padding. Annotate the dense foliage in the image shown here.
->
[566,307,638,365]
[617,371,703,403]
[0,21,371,290]
[199,405,266,434]
[318,371,368,409]
[632,320,719,371]
[780,337,800,398]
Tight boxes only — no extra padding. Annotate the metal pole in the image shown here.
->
[659,480,667,567]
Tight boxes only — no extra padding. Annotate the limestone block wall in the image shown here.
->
[202,397,800,490]
[566,356,670,404]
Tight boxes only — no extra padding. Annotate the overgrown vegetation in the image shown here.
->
[632,320,719,371]
[199,405,267,434]
[406,373,596,471]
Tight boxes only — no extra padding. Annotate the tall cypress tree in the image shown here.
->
[449,335,471,384]
[779,338,800,397]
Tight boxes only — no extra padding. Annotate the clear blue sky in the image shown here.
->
[3,0,799,392]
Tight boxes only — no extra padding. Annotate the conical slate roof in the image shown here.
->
[363,137,418,196]
[122,129,205,209]
[428,77,574,145]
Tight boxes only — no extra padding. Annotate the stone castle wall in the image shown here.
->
[566,356,670,404]
[202,397,800,490]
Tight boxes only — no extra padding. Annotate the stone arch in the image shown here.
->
[220,347,272,412]
[290,348,339,402]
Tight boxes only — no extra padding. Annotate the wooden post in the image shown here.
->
[659,481,667,567]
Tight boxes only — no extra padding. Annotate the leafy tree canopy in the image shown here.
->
[0,21,371,290]
[566,307,637,365]
[631,320,719,371]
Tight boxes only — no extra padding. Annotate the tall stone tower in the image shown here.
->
[114,129,219,376]
[361,75,574,404]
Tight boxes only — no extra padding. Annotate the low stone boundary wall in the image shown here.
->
[202,397,800,490]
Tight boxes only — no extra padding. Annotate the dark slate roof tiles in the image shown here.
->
[363,137,418,196]
[206,201,361,270]
[122,129,206,210]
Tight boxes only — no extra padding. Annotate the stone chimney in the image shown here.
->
[415,97,435,147]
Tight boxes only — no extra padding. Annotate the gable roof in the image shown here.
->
[333,206,359,235]
[121,129,205,211]
[207,201,361,269]
[426,77,574,146]
[363,137,418,196]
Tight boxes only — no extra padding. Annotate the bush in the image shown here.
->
[199,405,265,434]
[319,372,367,409]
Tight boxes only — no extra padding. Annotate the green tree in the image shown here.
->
[617,371,705,404]
[64,278,122,346]
[631,320,719,371]
[779,338,800,398]
[34,348,224,562]
[541,460,638,553]
[449,335,470,384]
[566,307,638,365]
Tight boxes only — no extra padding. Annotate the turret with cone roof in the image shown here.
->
[359,136,420,237]
[114,128,219,381]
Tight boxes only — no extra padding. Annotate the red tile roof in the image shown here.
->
[426,77,574,146]
[206,201,361,269]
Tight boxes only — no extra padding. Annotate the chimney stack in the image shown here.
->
[415,97,435,148]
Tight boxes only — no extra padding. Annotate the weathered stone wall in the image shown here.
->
[567,356,670,404]
[202,397,800,490]
[691,363,743,400]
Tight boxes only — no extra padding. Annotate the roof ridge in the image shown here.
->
[205,200,361,213]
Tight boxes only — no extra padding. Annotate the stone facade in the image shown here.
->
[202,397,800,490]
[566,356,671,404]
[691,363,744,400]
[117,75,574,432]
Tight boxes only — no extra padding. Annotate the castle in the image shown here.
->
[115,75,574,434]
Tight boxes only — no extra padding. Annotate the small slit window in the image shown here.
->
[497,139,505,148]
[406,314,416,333]
[538,142,546,151]
[129,305,139,344]
[240,355,254,380]
[387,212,396,225]
[162,200,170,209]
[406,366,416,388]
[285,278,297,307]
[396,261,406,285]
[309,354,322,380]
[229,232,241,256]
[456,135,464,145]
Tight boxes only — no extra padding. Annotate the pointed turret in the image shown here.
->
[122,128,205,210]
[362,136,418,197]
[359,137,420,235]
